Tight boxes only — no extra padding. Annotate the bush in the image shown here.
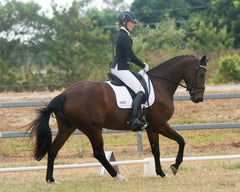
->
[187,20,234,54]
[133,18,186,52]
[211,55,240,83]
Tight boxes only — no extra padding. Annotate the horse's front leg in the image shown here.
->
[160,123,185,175]
[147,130,166,177]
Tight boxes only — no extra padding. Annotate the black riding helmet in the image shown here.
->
[118,11,137,30]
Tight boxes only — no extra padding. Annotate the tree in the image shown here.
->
[44,1,112,84]
[85,8,119,59]
[0,0,50,86]
[85,0,130,60]
[206,0,240,48]
[131,0,191,24]
[186,20,234,53]
[133,18,186,52]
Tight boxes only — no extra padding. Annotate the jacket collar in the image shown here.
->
[120,27,130,36]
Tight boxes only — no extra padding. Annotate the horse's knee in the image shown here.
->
[93,150,105,161]
[177,135,185,147]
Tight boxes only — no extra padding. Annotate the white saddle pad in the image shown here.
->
[106,70,155,109]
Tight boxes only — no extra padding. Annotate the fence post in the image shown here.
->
[137,131,143,155]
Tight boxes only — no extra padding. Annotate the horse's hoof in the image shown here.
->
[47,180,60,185]
[163,174,170,178]
[114,173,128,182]
[170,165,178,175]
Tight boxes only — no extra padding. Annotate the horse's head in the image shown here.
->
[184,55,208,103]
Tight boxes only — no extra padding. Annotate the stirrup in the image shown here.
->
[129,119,148,131]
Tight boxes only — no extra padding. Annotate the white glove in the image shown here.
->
[144,63,149,72]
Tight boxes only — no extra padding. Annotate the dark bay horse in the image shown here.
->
[27,55,208,183]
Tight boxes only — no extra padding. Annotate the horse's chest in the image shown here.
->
[154,98,174,120]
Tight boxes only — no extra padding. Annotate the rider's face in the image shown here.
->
[123,21,135,31]
[127,21,135,31]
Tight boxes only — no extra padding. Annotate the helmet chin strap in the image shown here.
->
[125,22,129,31]
[121,22,130,34]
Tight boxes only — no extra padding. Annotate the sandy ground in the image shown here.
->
[0,83,239,176]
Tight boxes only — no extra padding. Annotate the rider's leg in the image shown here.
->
[129,91,146,128]
[111,65,145,94]
[111,66,147,128]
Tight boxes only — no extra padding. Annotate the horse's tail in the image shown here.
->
[27,93,66,161]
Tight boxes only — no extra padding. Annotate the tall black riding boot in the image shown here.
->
[130,91,147,128]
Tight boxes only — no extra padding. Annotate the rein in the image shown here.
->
[147,58,207,94]
[147,72,189,89]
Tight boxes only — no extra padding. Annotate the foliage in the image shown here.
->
[186,20,234,54]
[134,18,186,52]
[0,0,51,89]
[0,0,240,91]
[206,0,240,48]
[41,1,113,87]
[131,0,191,24]
[0,56,22,92]
[211,55,240,83]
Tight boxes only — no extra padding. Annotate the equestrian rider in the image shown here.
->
[110,11,149,128]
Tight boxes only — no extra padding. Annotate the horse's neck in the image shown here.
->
[152,61,185,95]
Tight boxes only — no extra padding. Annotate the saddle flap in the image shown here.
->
[106,70,155,109]
[107,71,149,102]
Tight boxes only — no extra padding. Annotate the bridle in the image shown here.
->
[147,58,207,96]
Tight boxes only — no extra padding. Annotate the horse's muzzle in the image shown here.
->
[191,96,203,103]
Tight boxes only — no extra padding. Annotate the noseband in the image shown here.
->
[147,58,207,96]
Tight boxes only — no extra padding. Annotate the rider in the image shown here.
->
[110,11,149,128]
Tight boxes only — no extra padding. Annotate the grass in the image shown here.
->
[0,161,240,192]
[223,162,240,170]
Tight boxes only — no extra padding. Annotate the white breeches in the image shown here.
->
[111,64,145,94]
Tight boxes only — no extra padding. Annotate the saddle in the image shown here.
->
[106,69,155,109]
[107,72,149,102]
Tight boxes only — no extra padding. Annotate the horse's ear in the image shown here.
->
[200,55,208,65]
[200,55,206,62]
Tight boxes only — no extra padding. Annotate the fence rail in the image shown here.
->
[1,154,240,173]
[1,123,240,139]
[0,93,240,108]
[0,92,239,156]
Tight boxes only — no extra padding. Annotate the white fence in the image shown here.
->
[1,154,240,175]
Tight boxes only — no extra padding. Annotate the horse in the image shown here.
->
[27,55,208,183]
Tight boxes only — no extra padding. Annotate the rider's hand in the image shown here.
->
[144,63,149,72]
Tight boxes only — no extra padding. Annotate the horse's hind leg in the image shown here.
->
[160,123,185,175]
[86,128,126,181]
[46,123,75,184]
